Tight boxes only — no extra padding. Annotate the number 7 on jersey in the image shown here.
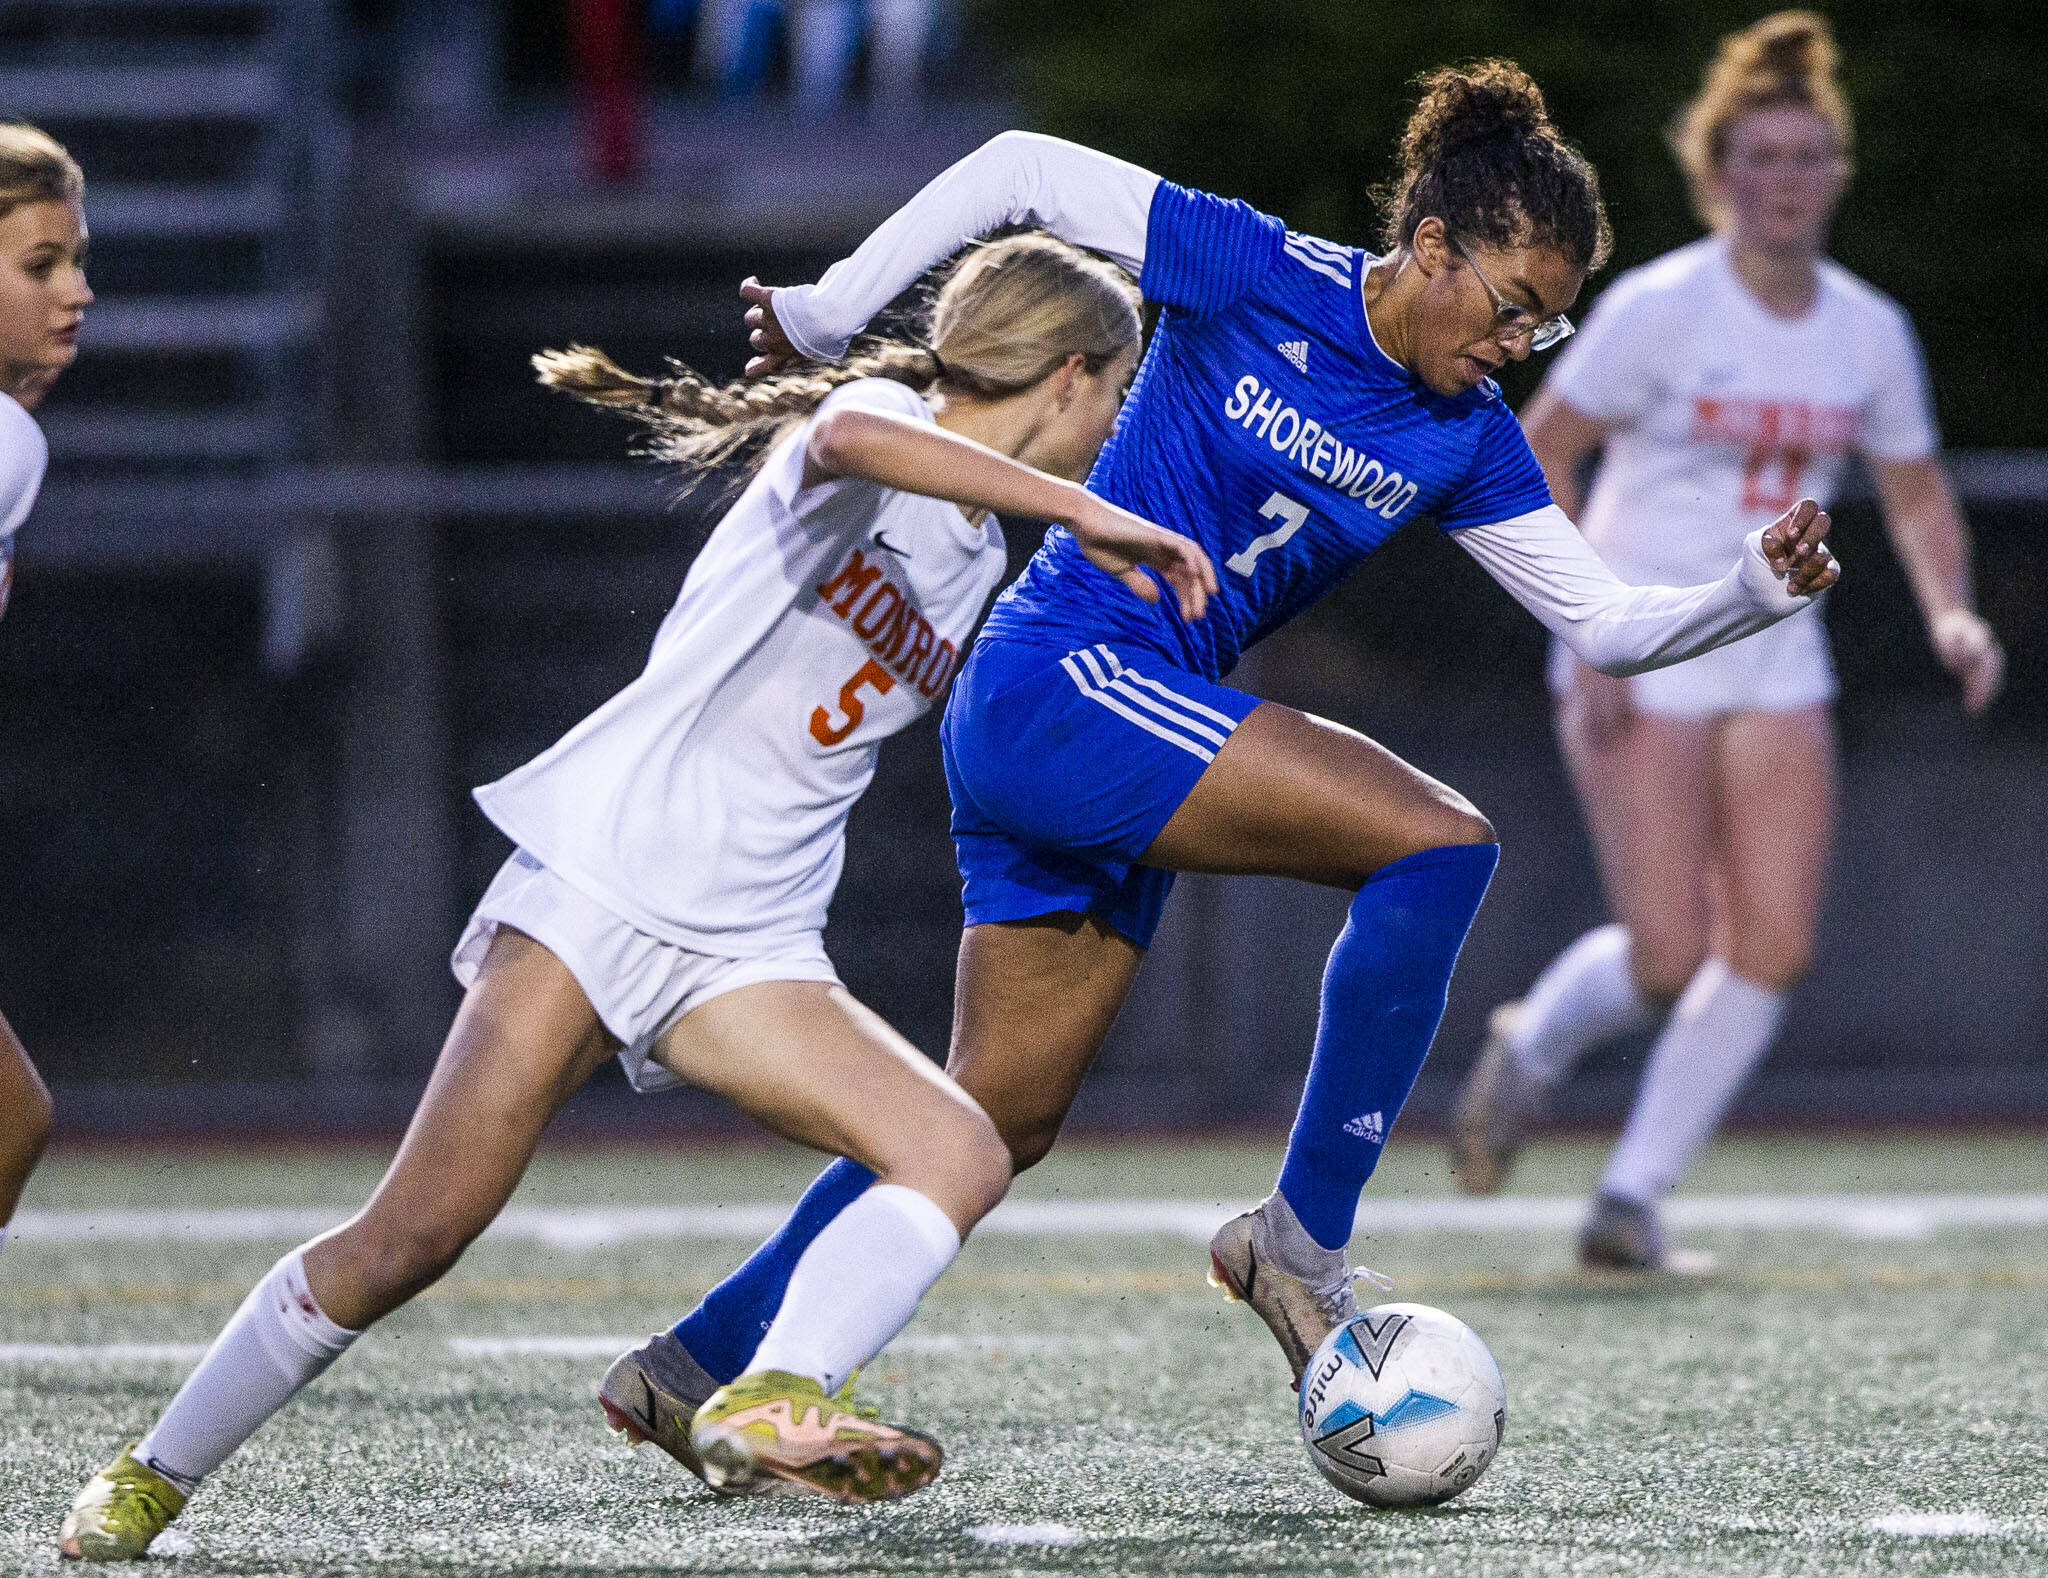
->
[1227,492,1310,577]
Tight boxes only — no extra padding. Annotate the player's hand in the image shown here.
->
[1930,607,2005,715]
[1065,494,1218,622]
[1565,659,1635,750]
[740,277,803,377]
[1759,498,1840,597]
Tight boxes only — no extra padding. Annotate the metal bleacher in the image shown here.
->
[0,0,341,469]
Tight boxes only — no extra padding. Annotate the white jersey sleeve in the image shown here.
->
[1455,503,1818,677]
[0,393,49,619]
[774,131,1160,363]
[1543,270,1676,427]
[1854,294,1939,461]
[763,374,937,508]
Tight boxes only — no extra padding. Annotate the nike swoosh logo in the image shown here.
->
[872,530,909,557]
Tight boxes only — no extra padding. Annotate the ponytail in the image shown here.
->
[536,230,1140,480]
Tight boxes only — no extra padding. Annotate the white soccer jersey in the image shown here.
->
[0,392,49,620]
[475,377,1009,958]
[1549,235,1938,587]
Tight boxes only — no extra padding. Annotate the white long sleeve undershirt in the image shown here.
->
[1454,505,1817,676]
[768,133,1820,677]
[773,131,1159,362]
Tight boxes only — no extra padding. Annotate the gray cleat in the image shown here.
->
[1577,1193,1716,1277]
[599,1331,763,1492]
[1208,1201,1368,1384]
[1578,1192,1668,1270]
[1451,1000,1548,1196]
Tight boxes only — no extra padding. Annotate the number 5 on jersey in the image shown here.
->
[810,658,895,746]
[1227,492,1310,577]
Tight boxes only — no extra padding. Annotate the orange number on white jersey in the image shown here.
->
[809,658,896,746]
[1741,445,1809,513]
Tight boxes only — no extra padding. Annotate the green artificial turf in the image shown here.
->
[3,1133,2045,1576]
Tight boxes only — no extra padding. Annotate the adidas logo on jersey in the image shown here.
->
[1277,339,1310,375]
[1343,1110,1386,1144]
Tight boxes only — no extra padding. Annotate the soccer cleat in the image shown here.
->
[1450,1000,1547,1196]
[1208,1202,1388,1384]
[599,1331,734,1490]
[1577,1193,1718,1278]
[57,1444,187,1561]
[690,1370,941,1504]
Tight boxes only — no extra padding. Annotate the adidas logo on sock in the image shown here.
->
[1343,1111,1385,1144]
[1277,339,1310,374]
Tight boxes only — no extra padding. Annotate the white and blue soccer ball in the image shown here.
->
[1297,1302,1506,1507]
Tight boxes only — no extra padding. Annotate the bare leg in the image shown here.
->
[1558,703,1719,1006]
[304,929,618,1326]
[0,1008,52,1227]
[654,981,1010,1234]
[1593,705,1833,1222]
[1711,705,1835,992]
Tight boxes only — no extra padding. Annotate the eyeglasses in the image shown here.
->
[1452,238,1574,352]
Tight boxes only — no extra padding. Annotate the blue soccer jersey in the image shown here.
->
[980,181,1554,680]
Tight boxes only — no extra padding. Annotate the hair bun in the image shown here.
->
[1401,60,1553,172]
[1750,11,1837,85]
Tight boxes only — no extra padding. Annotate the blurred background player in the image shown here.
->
[616,65,1845,1442]
[0,123,90,1258]
[1450,12,2005,1271]
[58,233,1215,1556]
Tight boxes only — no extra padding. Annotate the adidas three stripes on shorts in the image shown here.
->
[940,635,1263,949]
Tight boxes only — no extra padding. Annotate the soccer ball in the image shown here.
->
[1297,1302,1506,1507]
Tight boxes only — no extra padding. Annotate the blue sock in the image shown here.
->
[672,1156,876,1383]
[1276,842,1499,1250]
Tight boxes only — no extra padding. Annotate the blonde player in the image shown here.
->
[0,123,91,1256]
[1451,13,2003,1268]
[60,232,1216,1556]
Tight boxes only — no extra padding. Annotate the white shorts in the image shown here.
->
[1548,606,1836,720]
[451,849,841,1093]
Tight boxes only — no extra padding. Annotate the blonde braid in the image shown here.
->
[533,341,940,472]
[535,231,1140,483]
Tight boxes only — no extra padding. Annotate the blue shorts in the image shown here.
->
[940,637,1263,948]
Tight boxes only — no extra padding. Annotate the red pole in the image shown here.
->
[568,0,644,184]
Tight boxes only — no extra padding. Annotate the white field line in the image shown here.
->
[969,1524,1086,1547]
[0,1342,210,1363]
[11,1194,2048,1248]
[1869,1513,2005,1537]
[5,1331,1142,1366]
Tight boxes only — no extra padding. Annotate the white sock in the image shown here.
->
[1510,923,1662,1085]
[136,1248,360,1491]
[1600,959,1785,1203]
[746,1183,961,1395]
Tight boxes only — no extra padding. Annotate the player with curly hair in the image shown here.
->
[621,58,1845,1460]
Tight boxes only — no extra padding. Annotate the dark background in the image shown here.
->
[0,0,2042,1130]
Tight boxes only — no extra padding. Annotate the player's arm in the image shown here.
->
[1517,389,1611,520]
[1453,499,1839,677]
[806,404,1215,620]
[747,132,1160,375]
[1868,453,2003,714]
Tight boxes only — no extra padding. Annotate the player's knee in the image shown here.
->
[953,1106,1014,1222]
[1000,1112,1063,1175]
[1438,803,1497,851]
